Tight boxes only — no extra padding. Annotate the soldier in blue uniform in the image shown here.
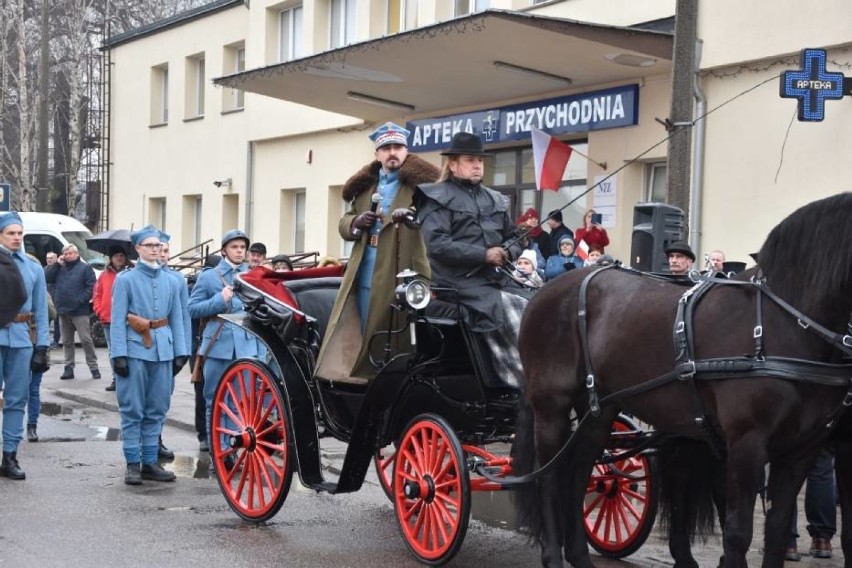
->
[0,212,49,480]
[110,226,189,485]
[188,230,263,450]
[154,230,191,460]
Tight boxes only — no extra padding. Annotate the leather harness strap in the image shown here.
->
[577,265,852,433]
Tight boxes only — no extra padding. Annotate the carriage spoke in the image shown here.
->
[584,492,606,517]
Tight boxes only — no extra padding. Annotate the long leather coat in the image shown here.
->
[416,177,531,332]
[316,154,439,384]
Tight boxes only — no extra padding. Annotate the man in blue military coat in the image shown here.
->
[153,230,191,460]
[188,230,263,451]
[0,212,50,480]
[110,225,189,485]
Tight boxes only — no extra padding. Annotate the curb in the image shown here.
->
[51,389,198,435]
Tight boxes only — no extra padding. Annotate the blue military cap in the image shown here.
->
[158,230,171,243]
[0,211,23,231]
[131,224,161,245]
[369,122,410,150]
[221,229,249,248]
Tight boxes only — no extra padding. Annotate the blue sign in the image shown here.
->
[780,48,850,121]
[0,183,9,212]
[406,84,639,153]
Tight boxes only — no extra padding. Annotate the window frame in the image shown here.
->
[278,5,304,62]
[329,0,356,49]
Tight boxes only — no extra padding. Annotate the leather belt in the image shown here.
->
[126,314,170,348]
[368,234,380,247]
[14,312,33,323]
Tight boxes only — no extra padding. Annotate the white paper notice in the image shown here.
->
[593,175,617,228]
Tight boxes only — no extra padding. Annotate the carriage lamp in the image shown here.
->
[395,269,431,311]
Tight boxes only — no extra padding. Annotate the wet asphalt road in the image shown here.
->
[0,394,844,567]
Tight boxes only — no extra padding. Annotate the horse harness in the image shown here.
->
[577,265,852,454]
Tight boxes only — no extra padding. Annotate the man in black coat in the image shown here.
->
[45,244,100,380]
[415,132,532,389]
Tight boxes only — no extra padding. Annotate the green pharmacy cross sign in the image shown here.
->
[780,48,852,121]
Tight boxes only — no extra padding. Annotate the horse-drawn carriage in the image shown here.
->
[207,262,658,565]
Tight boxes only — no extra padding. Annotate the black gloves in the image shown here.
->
[173,356,188,376]
[113,356,129,377]
[352,211,379,231]
[391,208,418,227]
[563,262,577,272]
[31,346,50,373]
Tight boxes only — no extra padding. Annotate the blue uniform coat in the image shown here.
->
[187,261,262,360]
[110,263,189,361]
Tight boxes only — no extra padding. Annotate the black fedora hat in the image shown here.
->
[664,240,695,261]
[441,132,492,156]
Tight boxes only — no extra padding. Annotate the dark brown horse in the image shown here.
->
[512,192,852,567]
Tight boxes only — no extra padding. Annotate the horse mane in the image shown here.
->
[757,192,852,316]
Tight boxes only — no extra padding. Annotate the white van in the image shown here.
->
[19,212,107,270]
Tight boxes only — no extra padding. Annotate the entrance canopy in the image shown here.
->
[214,10,672,122]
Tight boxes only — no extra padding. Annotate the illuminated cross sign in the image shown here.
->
[780,48,852,121]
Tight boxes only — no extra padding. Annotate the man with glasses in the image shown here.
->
[110,226,189,485]
[45,243,99,380]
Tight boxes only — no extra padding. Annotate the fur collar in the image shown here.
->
[342,154,440,201]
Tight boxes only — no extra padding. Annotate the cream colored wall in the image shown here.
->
[698,44,852,265]
[698,0,852,69]
[528,0,674,25]
[110,6,252,255]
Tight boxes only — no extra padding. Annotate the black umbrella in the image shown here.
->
[86,229,138,260]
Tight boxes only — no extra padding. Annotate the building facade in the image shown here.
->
[105,0,852,268]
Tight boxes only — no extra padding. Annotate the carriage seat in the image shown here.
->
[284,277,341,345]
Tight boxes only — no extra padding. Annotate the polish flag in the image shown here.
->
[530,127,573,192]
[575,239,590,262]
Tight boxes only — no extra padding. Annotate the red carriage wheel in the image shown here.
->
[212,359,294,522]
[584,415,658,558]
[374,444,396,501]
[393,414,471,566]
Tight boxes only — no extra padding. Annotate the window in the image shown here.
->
[148,197,166,230]
[294,191,306,253]
[485,141,588,230]
[387,0,417,33]
[222,194,239,233]
[279,5,304,62]
[454,0,489,17]
[279,188,306,254]
[150,63,169,125]
[330,0,356,49]
[223,43,246,111]
[645,162,667,202]
[182,195,203,254]
[185,54,205,119]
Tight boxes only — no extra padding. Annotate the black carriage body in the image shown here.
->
[229,270,518,495]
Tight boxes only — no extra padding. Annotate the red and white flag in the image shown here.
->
[530,127,573,192]
[575,239,590,262]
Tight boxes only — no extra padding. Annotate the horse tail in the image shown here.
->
[657,438,721,542]
[511,398,544,544]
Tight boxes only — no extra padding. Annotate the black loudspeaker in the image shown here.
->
[630,202,685,272]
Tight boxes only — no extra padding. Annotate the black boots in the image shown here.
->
[125,463,142,485]
[26,424,38,443]
[0,452,25,480]
[60,366,74,380]
[105,380,116,392]
[141,463,176,482]
[158,437,174,460]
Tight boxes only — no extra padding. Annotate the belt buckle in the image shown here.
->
[368,234,379,247]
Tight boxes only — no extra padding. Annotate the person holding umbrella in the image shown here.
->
[93,246,133,392]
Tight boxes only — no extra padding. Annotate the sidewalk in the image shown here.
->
[42,345,200,435]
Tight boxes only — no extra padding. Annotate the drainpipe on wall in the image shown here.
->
[245,141,254,235]
[689,39,706,253]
